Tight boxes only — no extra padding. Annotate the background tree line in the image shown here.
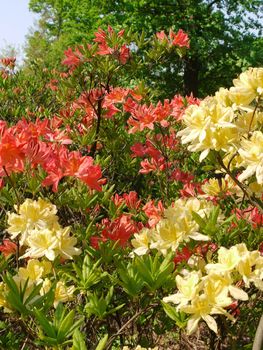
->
[7,0,263,98]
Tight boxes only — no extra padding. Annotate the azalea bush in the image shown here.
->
[0,26,262,350]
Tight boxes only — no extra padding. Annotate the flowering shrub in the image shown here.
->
[0,26,262,350]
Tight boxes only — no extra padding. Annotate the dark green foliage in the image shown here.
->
[26,0,263,97]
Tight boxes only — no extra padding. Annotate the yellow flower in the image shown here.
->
[215,88,233,107]
[203,272,248,302]
[7,198,60,245]
[139,198,212,255]
[202,177,229,197]
[131,228,151,256]
[181,293,232,334]
[205,243,263,291]
[188,255,206,272]
[18,259,52,284]
[22,228,59,261]
[151,219,185,253]
[236,251,263,288]
[40,278,52,296]
[163,271,201,308]
[250,258,263,291]
[56,226,81,259]
[178,97,237,161]
[248,182,263,197]
[238,131,263,184]
[40,279,75,308]
[229,67,263,105]
[54,281,75,308]
[205,245,245,273]
[235,107,263,134]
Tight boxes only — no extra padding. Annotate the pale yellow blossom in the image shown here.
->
[18,259,52,284]
[181,293,233,334]
[7,198,59,245]
[22,228,59,261]
[229,67,263,105]
[131,228,151,256]
[163,271,201,308]
[205,244,245,273]
[56,226,81,259]
[178,97,237,161]
[238,131,263,184]
[133,198,212,256]
[54,281,75,308]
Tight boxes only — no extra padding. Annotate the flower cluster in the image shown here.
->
[131,198,213,256]
[0,259,75,311]
[0,119,104,192]
[0,198,79,312]
[178,68,263,186]
[7,198,81,260]
[163,243,263,334]
[156,29,190,48]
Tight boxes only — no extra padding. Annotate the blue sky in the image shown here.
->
[0,0,38,59]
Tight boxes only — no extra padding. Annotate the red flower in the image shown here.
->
[0,131,25,176]
[174,246,193,266]
[156,31,168,42]
[180,182,204,197]
[92,215,140,247]
[94,27,130,64]
[156,29,190,48]
[42,168,64,193]
[0,57,16,69]
[112,193,125,207]
[170,94,200,120]
[63,151,104,191]
[119,45,130,64]
[0,240,17,257]
[233,206,263,228]
[227,301,240,317]
[90,236,107,249]
[139,157,166,174]
[169,29,190,48]
[143,200,164,227]
[130,142,147,158]
[194,243,218,256]
[101,215,138,246]
[123,191,141,211]
[170,168,194,183]
[62,47,83,68]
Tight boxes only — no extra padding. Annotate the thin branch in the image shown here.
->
[207,0,221,9]
[105,303,159,349]
[217,154,263,211]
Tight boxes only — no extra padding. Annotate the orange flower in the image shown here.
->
[0,240,17,257]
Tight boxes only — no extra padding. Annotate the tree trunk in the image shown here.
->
[183,56,200,97]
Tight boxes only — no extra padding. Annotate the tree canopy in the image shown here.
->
[26,0,263,97]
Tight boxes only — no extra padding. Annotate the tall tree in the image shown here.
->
[26,0,263,97]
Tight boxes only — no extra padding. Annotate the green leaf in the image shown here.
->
[57,310,75,342]
[2,273,28,315]
[161,302,187,328]
[33,308,57,339]
[54,302,66,328]
[24,282,43,306]
[95,334,108,350]
[72,329,87,350]
[192,212,206,228]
